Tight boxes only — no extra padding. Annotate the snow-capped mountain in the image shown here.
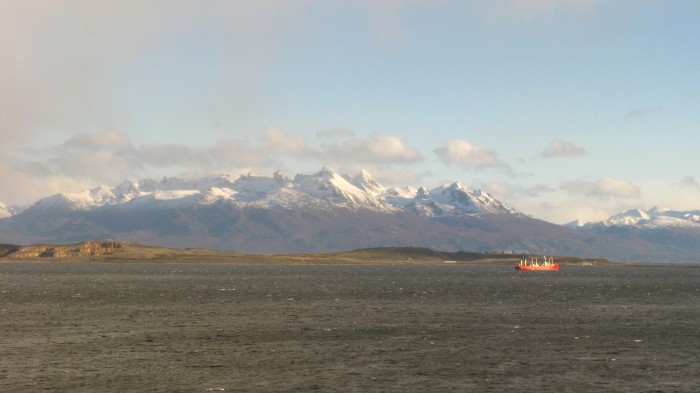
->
[1,166,565,254]
[0,203,12,219]
[408,182,521,217]
[24,166,517,217]
[573,207,700,230]
[3,168,699,262]
[567,207,700,262]
[0,202,23,219]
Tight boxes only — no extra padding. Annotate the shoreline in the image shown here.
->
[2,240,697,266]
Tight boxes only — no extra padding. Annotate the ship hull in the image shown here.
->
[515,264,560,271]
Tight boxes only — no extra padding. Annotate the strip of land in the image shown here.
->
[0,241,611,265]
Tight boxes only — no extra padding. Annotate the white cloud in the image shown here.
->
[5,130,278,203]
[520,198,633,225]
[434,140,510,171]
[679,176,699,189]
[483,181,554,200]
[2,129,428,204]
[639,179,700,213]
[321,135,422,165]
[561,177,640,199]
[264,126,308,156]
[542,140,587,158]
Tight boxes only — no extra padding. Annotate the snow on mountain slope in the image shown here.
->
[0,202,15,218]
[32,185,121,211]
[395,182,520,218]
[21,166,521,218]
[343,169,384,195]
[563,219,588,228]
[578,207,700,230]
[291,166,389,210]
[428,182,519,216]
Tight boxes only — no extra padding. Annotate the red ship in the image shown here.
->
[515,256,559,271]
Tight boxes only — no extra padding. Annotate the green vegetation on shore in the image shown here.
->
[0,244,19,258]
[0,241,613,265]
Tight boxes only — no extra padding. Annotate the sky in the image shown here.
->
[1,0,699,224]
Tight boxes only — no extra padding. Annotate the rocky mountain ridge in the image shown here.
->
[1,167,698,262]
[567,207,700,261]
[19,166,518,218]
[0,203,22,219]
[569,207,700,230]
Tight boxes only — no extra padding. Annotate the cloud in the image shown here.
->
[542,140,587,158]
[484,181,555,200]
[0,1,309,146]
[6,130,282,198]
[434,140,510,171]
[139,144,216,169]
[264,126,308,156]
[15,132,142,181]
[2,128,428,204]
[561,177,640,199]
[679,176,699,189]
[321,135,423,165]
[623,106,664,119]
[63,130,135,152]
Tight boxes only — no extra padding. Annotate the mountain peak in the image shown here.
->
[648,206,670,215]
[19,166,522,218]
[273,170,290,184]
[607,208,651,225]
[416,187,431,198]
[319,166,336,176]
[344,169,384,194]
[576,206,700,230]
[447,181,468,191]
[564,219,588,228]
[0,202,13,218]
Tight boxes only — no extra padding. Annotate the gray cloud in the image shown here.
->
[561,177,640,199]
[542,140,587,158]
[63,130,135,152]
[2,128,426,204]
[8,131,277,194]
[484,181,555,200]
[679,176,699,189]
[0,1,309,146]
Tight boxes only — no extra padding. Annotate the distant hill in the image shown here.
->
[0,241,610,265]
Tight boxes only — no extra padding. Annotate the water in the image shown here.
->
[1,263,698,391]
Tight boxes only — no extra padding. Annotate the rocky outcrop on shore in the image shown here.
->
[11,241,124,259]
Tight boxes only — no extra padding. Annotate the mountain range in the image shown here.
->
[1,167,698,263]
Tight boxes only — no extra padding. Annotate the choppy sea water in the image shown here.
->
[1,263,698,392]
